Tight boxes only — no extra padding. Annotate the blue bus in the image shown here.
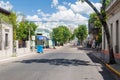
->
[35,35,49,48]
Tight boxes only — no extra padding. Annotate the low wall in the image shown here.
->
[0,40,31,60]
[101,49,120,64]
[15,41,31,56]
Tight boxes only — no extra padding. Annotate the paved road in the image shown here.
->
[0,44,115,80]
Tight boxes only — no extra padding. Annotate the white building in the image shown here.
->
[0,21,13,59]
[35,28,53,48]
[102,0,120,60]
[0,8,14,59]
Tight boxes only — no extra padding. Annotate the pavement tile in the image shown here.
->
[91,50,120,80]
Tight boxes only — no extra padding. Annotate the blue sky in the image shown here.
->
[0,0,100,15]
[0,0,101,30]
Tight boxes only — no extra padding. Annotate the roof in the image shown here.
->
[36,28,51,33]
[0,7,10,15]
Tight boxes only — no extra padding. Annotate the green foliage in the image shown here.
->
[89,13,102,29]
[0,12,18,41]
[8,12,18,40]
[89,13,102,44]
[74,25,88,43]
[17,21,38,40]
[0,13,10,23]
[96,33,102,45]
[52,25,72,45]
[69,33,75,40]
[100,0,110,7]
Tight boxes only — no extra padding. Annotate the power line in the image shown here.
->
[28,20,88,23]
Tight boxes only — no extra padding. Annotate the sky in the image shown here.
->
[0,0,101,31]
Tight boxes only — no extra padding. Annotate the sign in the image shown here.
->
[32,36,35,40]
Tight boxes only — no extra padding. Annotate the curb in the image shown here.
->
[105,64,120,77]
[0,52,36,64]
[93,54,120,78]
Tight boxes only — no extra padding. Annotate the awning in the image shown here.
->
[37,36,44,40]
[37,35,49,40]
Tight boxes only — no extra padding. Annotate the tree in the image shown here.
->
[52,25,72,45]
[69,33,75,41]
[74,25,88,44]
[89,13,102,44]
[80,0,116,64]
[8,12,17,41]
[17,21,38,40]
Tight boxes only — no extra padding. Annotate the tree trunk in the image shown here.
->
[101,20,116,64]
[84,0,116,64]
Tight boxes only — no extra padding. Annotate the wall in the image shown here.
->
[15,41,31,56]
[0,23,13,59]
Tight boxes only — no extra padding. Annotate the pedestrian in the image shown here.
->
[96,43,102,52]
[92,39,95,48]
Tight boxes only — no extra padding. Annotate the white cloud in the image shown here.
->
[27,4,88,30]
[0,1,13,10]
[26,15,41,21]
[63,2,68,5]
[51,0,58,7]
[57,5,67,11]
[35,7,88,30]
[37,9,50,17]
[70,1,102,15]
[48,5,88,26]
[25,1,101,31]
[63,2,71,6]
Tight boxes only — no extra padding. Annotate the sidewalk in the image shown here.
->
[0,51,37,64]
[91,51,120,80]
[0,45,63,64]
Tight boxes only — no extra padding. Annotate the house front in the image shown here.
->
[0,12,13,59]
[102,0,120,62]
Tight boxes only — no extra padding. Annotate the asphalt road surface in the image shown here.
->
[0,44,115,80]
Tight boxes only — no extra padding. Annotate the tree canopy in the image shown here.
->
[17,21,38,40]
[0,12,17,40]
[52,25,72,45]
[74,25,88,44]
[89,13,102,44]
[9,12,18,40]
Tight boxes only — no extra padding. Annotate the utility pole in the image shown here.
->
[29,26,30,41]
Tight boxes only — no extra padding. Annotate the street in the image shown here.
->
[0,44,115,80]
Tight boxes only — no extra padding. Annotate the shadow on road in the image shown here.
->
[77,47,96,51]
[15,59,91,66]
[87,52,100,63]
[87,52,116,80]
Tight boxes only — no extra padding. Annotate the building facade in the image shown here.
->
[0,22,13,56]
[0,8,13,59]
[102,0,120,62]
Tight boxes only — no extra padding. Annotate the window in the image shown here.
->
[111,23,113,43]
[5,33,8,49]
[116,20,119,53]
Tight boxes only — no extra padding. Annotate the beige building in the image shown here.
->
[0,8,13,59]
[102,0,120,59]
[0,22,13,58]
